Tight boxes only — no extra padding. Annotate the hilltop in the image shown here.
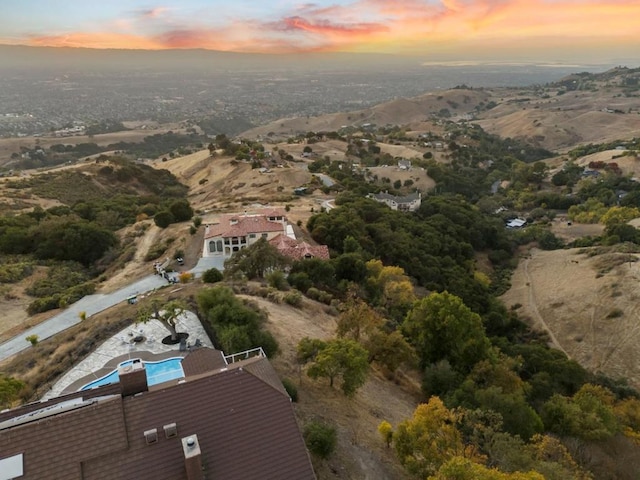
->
[242,66,640,152]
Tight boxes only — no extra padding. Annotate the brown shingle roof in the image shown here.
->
[269,234,330,260]
[0,349,315,480]
[204,214,286,240]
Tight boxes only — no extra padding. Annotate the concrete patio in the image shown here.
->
[43,310,213,400]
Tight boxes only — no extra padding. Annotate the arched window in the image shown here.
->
[208,241,215,253]
[216,240,223,252]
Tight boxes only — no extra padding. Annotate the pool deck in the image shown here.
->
[43,311,214,400]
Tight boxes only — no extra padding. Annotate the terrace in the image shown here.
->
[43,310,214,400]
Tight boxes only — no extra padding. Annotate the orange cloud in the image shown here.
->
[27,32,162,50]
[11,0,640,57]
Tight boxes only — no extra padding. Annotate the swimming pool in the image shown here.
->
[80,357,184,391]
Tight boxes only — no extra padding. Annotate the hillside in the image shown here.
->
[241,67,640,152]
[5,66,640,479]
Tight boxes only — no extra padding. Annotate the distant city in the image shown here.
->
[0,48,613,138]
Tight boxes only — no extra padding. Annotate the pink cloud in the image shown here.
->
[11,0,640,56]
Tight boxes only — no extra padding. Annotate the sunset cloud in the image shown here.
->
[1,0,638,60]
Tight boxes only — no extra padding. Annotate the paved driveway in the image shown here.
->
[0,257,225,362]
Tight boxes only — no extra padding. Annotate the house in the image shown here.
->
[0,348,316,480]
[368,191,422,212]
[203,209,287,258]
[269,234,330,261]
[506,218,527,228]
[397,159,412,170]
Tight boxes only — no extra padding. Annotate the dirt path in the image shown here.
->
[502,247,640,389]
[522,251,570,358]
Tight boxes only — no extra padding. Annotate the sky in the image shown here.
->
[0,0,639,62]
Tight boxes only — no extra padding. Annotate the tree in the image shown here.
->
[136,299,187,343]
[169,199,194,222]
[378,420,394,447]
[403,291,492,372]
[541,384,619,440]
[153,210,174,228]
[0,376,26,409]
[430,457,545,480]
[202,267,223,283]
[223,238,290,280]
[393,397,481,478]
[303,421,337,459]
[305,338,369,396]
[336,299,383,342]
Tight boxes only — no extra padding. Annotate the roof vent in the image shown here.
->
[144,428,158,445]
[164,423,178,438]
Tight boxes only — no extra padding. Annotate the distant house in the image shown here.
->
[203,209,287,258]
[269,234,330,261]
[506,218,527,228]
[397,159,412,170]
[368,191,422,212]
[0,348,316,480]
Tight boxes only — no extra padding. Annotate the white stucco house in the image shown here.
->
[368,191,422,212]
[202,209,288,258]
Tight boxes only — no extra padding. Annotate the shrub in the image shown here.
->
[153,210,174,228]
[283,290,303,307]
[202,268,223,283]
[0,262,33,283]
[179,272,194,283]
[144,243,168,262]
[282,378,298,402]
[303,421,337,459]
[266,270,288,290]
[25,334,39,346]
[287,272,312,292]
[306,287,333,304]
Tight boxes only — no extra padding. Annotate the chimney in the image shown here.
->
[119,359,148,397]
[182,434,204,480]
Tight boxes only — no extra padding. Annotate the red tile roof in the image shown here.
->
[204,213,286,240]
[269,234,330,260]
[0,350,316,480]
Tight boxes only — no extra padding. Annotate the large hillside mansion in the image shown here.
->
[203,209,288,258]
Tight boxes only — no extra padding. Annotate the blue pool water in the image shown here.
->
[80,357,184,391]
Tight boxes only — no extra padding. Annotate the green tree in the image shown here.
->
[153,210,175,228]
[303,421,337,459]
[541,384,619,440]
[136,298,187,343]
[202,267,223,283]
[169,199,194,222]
[305,338,369,396]
[224,238,290,279]
[403,291,492,372]
[0,376,26,409]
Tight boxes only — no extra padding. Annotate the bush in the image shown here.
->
[144,243,168,262]
[283,290,303,307]
[281,378,298,402]
[202,268,223,283]
[303,421,337,459]
[154,210,174,228]
[287,272,312,292]
[25,334,39,346]
[306,287,333,305]
[266,270,288,290]
[179,272,193,283]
